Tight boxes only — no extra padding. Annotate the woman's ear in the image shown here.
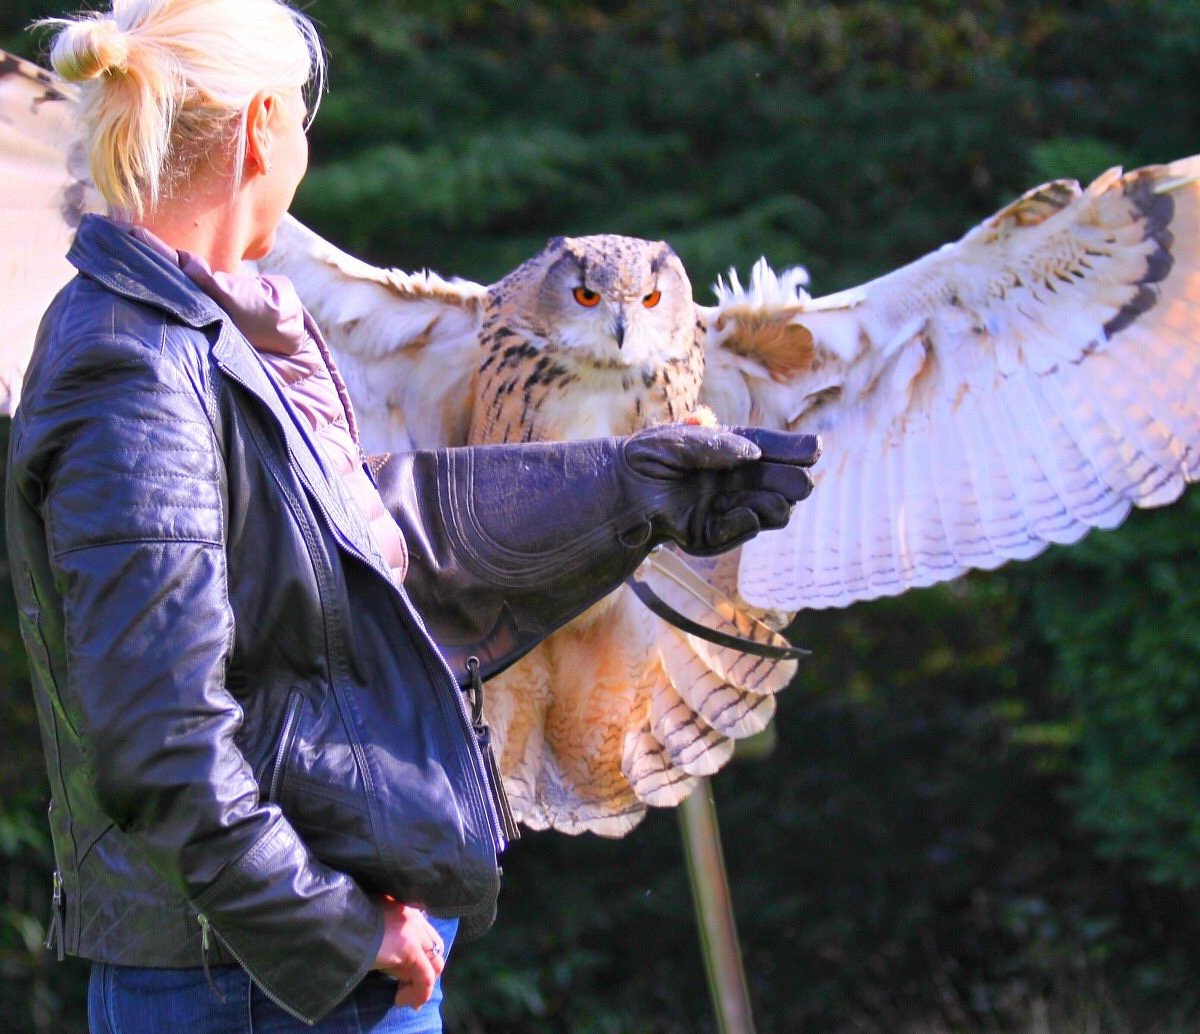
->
[244,91,276,175]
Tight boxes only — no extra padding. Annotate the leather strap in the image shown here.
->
[627,575,809,661]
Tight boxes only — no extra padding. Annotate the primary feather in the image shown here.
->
[705,161,1200,610]
[0,52,98,411]
[3,50,1198,836]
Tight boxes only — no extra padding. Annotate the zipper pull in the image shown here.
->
[196,913,226,1002]
[45,870,64,961]
[478,722,522,844]
[464,656,484,725]
[465,657,521,844]
[360,445,378,486]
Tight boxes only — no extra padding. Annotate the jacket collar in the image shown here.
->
[67,214,395,583]
[68,213,226,329]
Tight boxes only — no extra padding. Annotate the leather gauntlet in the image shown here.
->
[371,425,819,681]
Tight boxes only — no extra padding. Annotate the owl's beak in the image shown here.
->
[613,311,627,349]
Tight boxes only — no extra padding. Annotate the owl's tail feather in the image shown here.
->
[639,550,800,699]
[615,550,802,815]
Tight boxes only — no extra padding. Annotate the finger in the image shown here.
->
[415,912,446,974]
[411,951,437,998]
[684,430,763,471]
[703,508,760,551]
[752,461,815,502]
[393,953,437,1009]
[424,941,446,977]
[712,491,794,528]
[728,427,822,466]
[392,977,427,1011]
[712,462,814,503]
[747,492,794,530]
[626,426,761,478]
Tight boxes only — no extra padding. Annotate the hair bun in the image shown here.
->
[51,18,131,83]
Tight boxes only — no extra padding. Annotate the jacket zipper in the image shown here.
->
[465,657,521,843]
[268,691,303,804]
[399,587,509,852]
[223,359,508,856]
[45,869,65,961]
[196,912,314,1022]
[194,913,226,1003]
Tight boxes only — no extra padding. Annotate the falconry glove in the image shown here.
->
[371,426,819,682]
[620,424,820,555]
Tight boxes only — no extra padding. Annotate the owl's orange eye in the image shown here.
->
[573,287,601,307]
[642,290,662,308]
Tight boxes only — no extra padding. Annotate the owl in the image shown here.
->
[469,234,703,445]
[4,49,1200,836]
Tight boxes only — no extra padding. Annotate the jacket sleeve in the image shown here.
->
[19,330,382,1023]
[370,441,655,681]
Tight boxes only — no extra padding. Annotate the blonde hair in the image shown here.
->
[40,0,325,216]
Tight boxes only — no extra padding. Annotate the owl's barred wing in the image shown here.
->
[0,52,101,413]
[261,217,486,451]
[701,157,1200,611]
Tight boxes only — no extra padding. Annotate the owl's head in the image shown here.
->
[501,234,695,368]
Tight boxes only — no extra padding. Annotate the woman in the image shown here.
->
[5,1,818,1030]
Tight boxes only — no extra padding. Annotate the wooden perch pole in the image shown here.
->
[679,779,757,1034]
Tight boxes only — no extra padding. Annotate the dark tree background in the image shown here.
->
[3,2,1200,1030]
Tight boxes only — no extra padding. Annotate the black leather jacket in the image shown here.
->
[5,216,659,1022]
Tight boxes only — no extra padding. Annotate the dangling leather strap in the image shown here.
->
[626,574,809,662]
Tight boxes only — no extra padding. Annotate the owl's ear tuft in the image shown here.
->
[650,242,680,272]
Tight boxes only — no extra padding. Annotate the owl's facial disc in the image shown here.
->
[544,236,691,368]
[558,293,659,367]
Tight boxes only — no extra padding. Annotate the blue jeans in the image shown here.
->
[87,917,458,1033]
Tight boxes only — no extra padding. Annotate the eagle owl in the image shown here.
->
[4,50,1200,836]
[471,235,703,444]
[463,235,782,834]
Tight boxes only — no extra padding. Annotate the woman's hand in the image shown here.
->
[372,898,446,1009]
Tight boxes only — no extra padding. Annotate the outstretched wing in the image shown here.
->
[0,51,102,412]
[259,217,487,451]
[0,50,486,445]
[702,157,1200,611]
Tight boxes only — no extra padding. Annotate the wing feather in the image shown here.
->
[900,415,953,584]
[706,157,1200,610]
[647,670,736,776]
[622,718,698,812]
[1034,372,1133,528]
[836,420,867,596]
[0,52,102,412]
[259,216,486,451]
[639,551,797,694]
[656,631,775,743]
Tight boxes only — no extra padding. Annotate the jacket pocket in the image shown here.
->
[267,690,304,805]
[265,690,383,889]
[75,817,115,869]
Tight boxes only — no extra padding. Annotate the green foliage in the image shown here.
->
[1011,492,1200,889]
[3,0,1200,1030]
[289,0,1200,294]
[1029,136,1132,184]
[0,421,90,1033]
